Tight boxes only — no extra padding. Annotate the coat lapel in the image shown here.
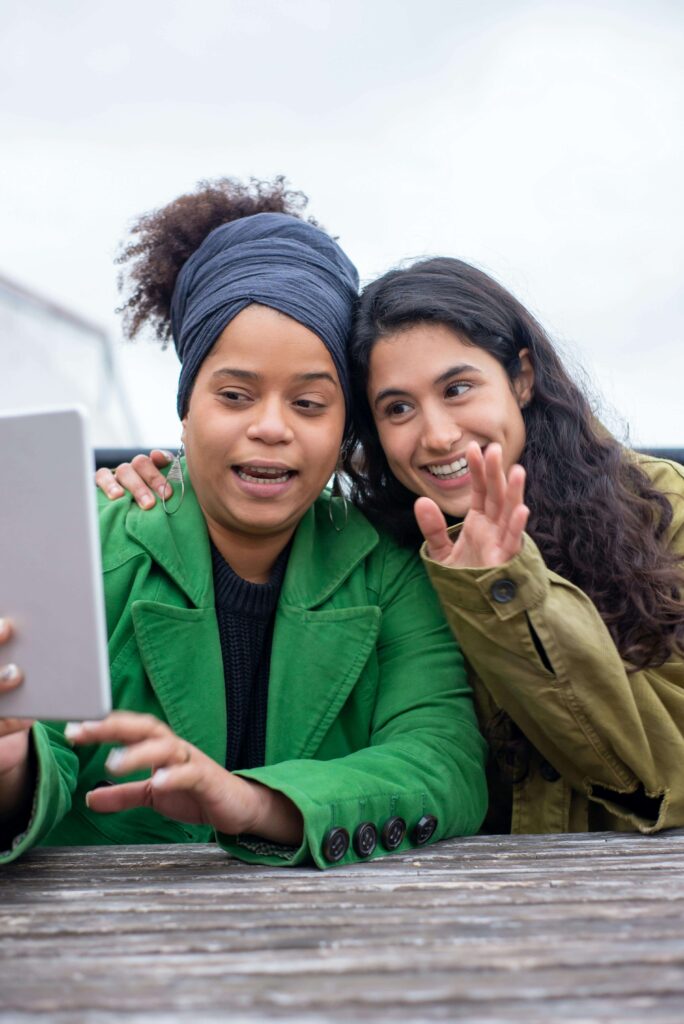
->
[131,602,227,767]
[265,496,382,763]
[125,481,227,766]
[124,479,383,770]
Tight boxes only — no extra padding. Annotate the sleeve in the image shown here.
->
[218,543,488,868]
[0,492,134,864]
[0,723,80,863]
[420,460,684,833]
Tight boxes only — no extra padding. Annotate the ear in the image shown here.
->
[513,347,535,407]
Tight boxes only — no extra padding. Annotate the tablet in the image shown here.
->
[0,407,112,720]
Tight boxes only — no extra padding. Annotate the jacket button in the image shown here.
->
[322,827,349,863]
[540,760,561,782]
[412,814,438,846]
[353,822,378,858]
[490,579,517,603]
[381,816,407,850]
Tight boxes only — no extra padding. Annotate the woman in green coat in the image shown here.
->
[0,187,487,867]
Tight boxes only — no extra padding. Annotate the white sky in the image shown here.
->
[1,0,682,446]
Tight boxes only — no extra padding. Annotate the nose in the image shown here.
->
[421,407,462,453]
[245,395,295,445]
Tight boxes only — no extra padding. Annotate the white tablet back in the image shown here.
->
[0,407,112,719]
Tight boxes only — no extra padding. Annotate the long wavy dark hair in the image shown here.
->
[345,257,684,671]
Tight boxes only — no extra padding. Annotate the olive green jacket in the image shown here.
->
[422,456,684,835]
[2,480,487,867]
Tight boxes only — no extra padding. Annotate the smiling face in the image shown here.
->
[182,304,346,555]
[367,323,534,518]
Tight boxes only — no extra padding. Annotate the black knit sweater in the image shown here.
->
[210,541,290,771]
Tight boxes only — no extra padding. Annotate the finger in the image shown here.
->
[94,467,125,500]
[0,717,33,737]
[65,711,168,747]
[0,664,23,693]
[86,779,151,814]
[111,462,157,509]
[105,737,192,776]
[483,443,507,521]
[150,760,204,793]
[149,450,174,467]
[130,453,173,501]
[498,464,526,543]
[466,443,487,513]
[500,504,529,560]
[414,497,455,563]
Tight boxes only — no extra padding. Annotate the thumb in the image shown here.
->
[414,497,454,563]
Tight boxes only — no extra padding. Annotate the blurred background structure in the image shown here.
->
[1,0,682,447]
[0,274,138,444]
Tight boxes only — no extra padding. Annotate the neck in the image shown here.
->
[205,520,295,584]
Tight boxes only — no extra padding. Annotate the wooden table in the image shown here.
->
[2,831,684,1022]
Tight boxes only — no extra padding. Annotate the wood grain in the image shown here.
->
[2,831,684,1022]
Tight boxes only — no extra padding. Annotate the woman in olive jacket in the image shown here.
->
[0,186,487,868]
[347,257,684,836]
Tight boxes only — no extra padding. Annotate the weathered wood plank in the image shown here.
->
[2,832,684,1022]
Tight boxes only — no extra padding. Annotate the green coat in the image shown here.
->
[422,455,684,835]
[2,479,487,868]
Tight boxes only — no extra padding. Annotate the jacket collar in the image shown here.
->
[125,469,379,611]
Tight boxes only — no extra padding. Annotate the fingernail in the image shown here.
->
[85,791,93,808]
[64,722,84,740]
[161,451,174,462]
[151,769,169,788]
[108,485,124,497]
[158,484,172,498]
[140,495,154,509]
[0,664,20,682]
[0,617,8,635]
[105,748,126,773]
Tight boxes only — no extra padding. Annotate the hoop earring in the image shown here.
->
[162,443,186,516]
[328,471,349,532]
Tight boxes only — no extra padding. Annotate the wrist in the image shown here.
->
[0,731,35,834]
[239,779,303,846]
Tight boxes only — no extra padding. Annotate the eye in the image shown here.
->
[445,381,472,399]
[293,397,327,413]
[218,389,252,404]
[386,400,413,418]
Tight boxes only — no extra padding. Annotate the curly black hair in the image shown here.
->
[116,176,317,344]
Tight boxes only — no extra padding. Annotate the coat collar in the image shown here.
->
[124,467,380,611]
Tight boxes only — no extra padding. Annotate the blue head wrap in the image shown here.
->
[170,212,359,418]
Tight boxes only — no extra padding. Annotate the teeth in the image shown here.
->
[237,466,291,484]
[426,458,468,478]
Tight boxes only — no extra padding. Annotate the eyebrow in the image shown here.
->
[373,364,482,407]
[211,368,338,387]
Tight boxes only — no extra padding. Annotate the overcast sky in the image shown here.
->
[1,0,682,445]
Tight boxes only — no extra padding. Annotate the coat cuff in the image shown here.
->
[216,763,435,869]
[421,530,549,620]
[0,724,66,864]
